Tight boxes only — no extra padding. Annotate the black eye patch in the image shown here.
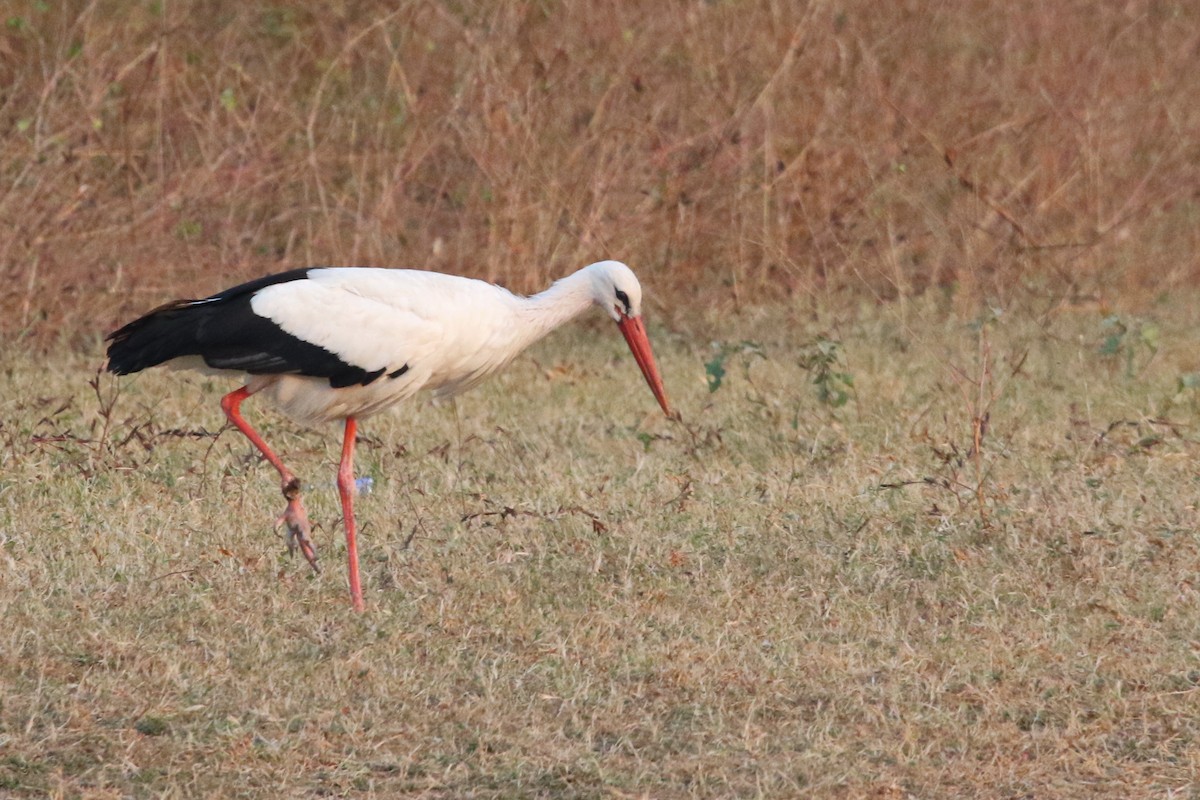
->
[614,289,631,315]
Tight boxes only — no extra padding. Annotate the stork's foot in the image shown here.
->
[276,479,320,574]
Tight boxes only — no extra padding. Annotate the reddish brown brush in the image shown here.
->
[1,1,1197,341]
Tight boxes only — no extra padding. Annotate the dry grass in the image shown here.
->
[3,1,1200,797]
[2,1,1199,339]
[3,297,1200,797]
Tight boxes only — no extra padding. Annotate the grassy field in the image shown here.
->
[2,297,1199,797]
[3,0,1200,797]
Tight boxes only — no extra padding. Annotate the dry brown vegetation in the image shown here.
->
[3,1,1200,798]
[1,0,1198,339]
[4,300,1200,797]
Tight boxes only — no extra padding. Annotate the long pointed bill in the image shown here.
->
[617,314,673,417]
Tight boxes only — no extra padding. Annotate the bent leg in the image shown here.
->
[221,386,320,573]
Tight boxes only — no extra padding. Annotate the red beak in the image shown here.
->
[617,314,673,417]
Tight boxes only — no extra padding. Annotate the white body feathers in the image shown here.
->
[211,261,639,424]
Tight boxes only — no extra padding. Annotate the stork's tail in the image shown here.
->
[105,300,207,375]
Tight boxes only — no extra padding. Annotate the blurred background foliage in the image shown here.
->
[1,1,1197,340]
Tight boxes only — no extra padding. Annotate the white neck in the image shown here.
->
[513,269,597,350]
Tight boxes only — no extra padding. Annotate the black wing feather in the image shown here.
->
[106,268,384,388]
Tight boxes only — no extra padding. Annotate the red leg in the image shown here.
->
[337,417,364,611]
[220,387,320,573]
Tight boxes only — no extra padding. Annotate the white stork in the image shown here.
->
[105,260,672,611]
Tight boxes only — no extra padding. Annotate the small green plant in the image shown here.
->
[797,335,854,408]
[704,340,765,393]
[704,351,726,393]
[135,716,169,736]
[1171,372,1200,409]
[1098,315,1159,377]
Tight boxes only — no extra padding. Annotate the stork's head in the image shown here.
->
[585,260,645,322]
[583,260,673,417]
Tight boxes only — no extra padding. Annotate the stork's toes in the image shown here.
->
[276,493,320,574]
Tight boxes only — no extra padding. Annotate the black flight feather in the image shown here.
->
[105,268,385,388]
